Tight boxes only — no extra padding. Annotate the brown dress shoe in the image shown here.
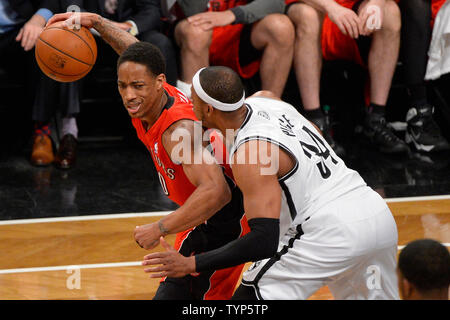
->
[31,135,54,166]
[55,134,77,169]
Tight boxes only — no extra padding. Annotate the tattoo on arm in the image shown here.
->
[158,219,170,236]
[93,16,139,55]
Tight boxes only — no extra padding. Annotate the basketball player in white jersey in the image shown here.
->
[142,66,400,300]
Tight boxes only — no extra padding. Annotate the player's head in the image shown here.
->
[397,239,450,300]
[117,42,167,120]
[191,66,245,128]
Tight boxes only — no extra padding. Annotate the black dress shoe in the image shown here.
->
[55,134,77,169]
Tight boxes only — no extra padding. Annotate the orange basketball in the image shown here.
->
[35,22,97,82]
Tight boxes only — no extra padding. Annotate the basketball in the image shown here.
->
[35,22,97,83]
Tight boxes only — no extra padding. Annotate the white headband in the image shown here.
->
[192,68,245,112]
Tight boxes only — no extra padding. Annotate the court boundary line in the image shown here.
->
[1,194,449,226]
[1,243,449,275]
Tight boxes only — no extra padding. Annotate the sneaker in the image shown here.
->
[405,104,450,152]
[364,112,409,154]
[310,115,346,157]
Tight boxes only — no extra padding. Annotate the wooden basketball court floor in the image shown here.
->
[0,195,449,300]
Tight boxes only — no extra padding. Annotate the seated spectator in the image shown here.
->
[397,239,450,300]
[286,0,408,155]
[400,0,450,152]
[173,0,294,99]
[0,0,57,160]
[32,0,179,170]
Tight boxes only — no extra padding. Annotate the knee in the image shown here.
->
[287,3,323,37]
[382,1,401,33]
[175,19,212,51]
[261,13,295,47]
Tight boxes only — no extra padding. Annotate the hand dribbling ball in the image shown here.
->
[35,21,97,82]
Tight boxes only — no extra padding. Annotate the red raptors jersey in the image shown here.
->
[132,83,196,206]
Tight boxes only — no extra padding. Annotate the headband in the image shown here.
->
[192,68,245,111]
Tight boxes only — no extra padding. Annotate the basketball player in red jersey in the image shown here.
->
[47,12,248,300]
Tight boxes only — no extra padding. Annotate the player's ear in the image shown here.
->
[156,73,166,89]
[401,278,413,299]
[206,104,214,117]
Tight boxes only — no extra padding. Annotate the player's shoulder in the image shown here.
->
[164,82,191,105]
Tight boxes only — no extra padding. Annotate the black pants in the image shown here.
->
[0,27,39,109]
[399,0,432,103]
[138,29,178,86]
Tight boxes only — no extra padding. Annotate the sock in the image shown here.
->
[367,103,386,115]
[176,79,192,99]
[303,107,324,120]
[61,117,78,139]
[34,121,51,136]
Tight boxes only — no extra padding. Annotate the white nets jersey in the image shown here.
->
[230,97,399,300]
[230,96,369,238]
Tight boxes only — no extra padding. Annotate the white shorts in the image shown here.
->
[241,189,400,300]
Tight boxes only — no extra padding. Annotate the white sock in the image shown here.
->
[176,79,192,99]
[61,116,78,139]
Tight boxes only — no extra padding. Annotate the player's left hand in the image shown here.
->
[142,237,196,278]
[16,14,46,51]
[187,10,236,31]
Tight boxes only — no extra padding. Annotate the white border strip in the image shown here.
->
[385,194,450,203]
[0,261,141,275]
[1,244,449,275]
[1,194,449,226]
[0,211,172,226]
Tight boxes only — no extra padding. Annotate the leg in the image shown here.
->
[364,0,401,106]
[399,0,431,105]
[360,0,409,153]
[287,3,325,111]
[174,19,212,84]
[399,0,449,151]
[250,13,295,98]
[287,3,345,156]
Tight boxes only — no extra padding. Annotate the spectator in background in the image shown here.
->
[69,0,178,86]
[173,0,294,99]
[0,0,57,160]
[286,0,409,156]
[399,0,450,152]
[31,0,178,170]
[397,239,450,300]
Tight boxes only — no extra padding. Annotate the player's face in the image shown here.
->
[191,86,212,128]
[117,61,162,121]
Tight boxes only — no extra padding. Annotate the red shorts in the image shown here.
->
[209,24,261,79]
[321,1,365,66]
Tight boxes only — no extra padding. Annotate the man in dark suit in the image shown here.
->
[0,0,58,158]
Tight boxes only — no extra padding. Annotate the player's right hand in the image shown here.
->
[134,223,161,250]
[326,2,361,39]
[46,12,101,30]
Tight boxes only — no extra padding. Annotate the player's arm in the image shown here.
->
[134,120,231,249]
[46,12,138,55]
[142,140,282,277]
